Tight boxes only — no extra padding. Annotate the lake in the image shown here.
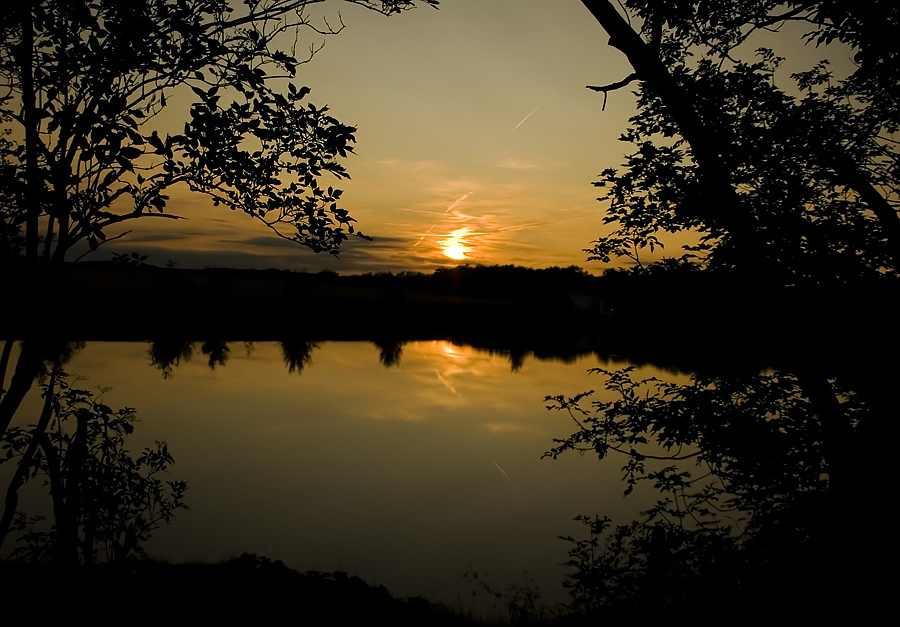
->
[3,339,690,610]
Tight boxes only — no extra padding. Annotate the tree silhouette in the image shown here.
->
[546,365,879,618]
[1,369,187,565]
[580,0,900,281]
[548,2,900,615]
[0,0,437,265]
[0,0,438,444]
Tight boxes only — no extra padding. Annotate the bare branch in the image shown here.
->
[587,73,637,110]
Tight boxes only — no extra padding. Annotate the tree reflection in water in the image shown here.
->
[1,356,186,567]
[546,364,881,618]
[1,335,886,619]
[4,339,633,610]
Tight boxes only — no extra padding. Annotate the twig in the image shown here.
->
[587,73,638,110]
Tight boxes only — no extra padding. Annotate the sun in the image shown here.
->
[443,244,467,260]
[441,228,471,260]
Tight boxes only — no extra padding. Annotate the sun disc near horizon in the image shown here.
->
[440,227,472,260]
[443,244,467,260]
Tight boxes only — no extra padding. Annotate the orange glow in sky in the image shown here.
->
[441,228,471,260]
[83,0,848,275]
[87,1,636,274]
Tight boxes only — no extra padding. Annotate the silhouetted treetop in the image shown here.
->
[581,0,900,283]
[0,0,436,264]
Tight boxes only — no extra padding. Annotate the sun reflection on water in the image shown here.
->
[6,340,668,614]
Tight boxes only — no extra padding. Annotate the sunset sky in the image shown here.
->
[100,0,852,275]
[95,0,631,273]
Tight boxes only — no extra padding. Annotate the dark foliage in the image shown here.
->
[0,553,477,627]
[1,371,187,565]
[0,1,436,264]
[545,366,875,618]
[583,0,900,282]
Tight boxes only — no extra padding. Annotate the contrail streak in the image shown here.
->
[493,460,520,492]
[512,100,545,131]
[413,191,473,247]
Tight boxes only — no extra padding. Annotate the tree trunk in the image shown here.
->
[0,370,56,550]
[830,153,900,268]
[20,2,40,263]
[579,1,759,243]
[0,343,44,438]
[43,216,55,263]
[579,0,900,271]
[39,430,78,568]
[0,339,13,393]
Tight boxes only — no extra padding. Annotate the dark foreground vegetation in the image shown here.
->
[1,261,606,341]
[0,551,867,625]
[3,259,892,337]
[3,259,894,370]
[0,554,479,626]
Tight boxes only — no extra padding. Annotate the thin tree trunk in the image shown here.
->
[54,405,90,566]
[20,1,40,263]
[0,339,13,396]
[796,373,854,503]
[0,370,57,550]
[831,153,900,268]
[43,216,55,263]
[52,195,69,263]
[0,343,44,438]
[796,371,869,603]
[38,429,76,566]
[579,1,759,242]
[50,121,71,263]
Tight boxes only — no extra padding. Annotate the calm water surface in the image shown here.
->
[8,340,687,608]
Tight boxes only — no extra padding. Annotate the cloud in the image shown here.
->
[370,159,440,174]
[496,157,565,171]
[229,236,303,249]
[123,232,190,243]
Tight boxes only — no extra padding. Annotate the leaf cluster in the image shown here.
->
[544,366,853,611]
[558,514,738,615]
[588,1,900,282]
[0,1,433,262]
[546,368,829,527]
[1,373,188,565]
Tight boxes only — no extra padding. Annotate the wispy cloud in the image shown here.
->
[496,157,568,171]
[122,232,188,243]
[412,190,474,247]
[496,158,543,170]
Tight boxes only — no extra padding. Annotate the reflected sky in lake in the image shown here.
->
[8,340,688,609]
